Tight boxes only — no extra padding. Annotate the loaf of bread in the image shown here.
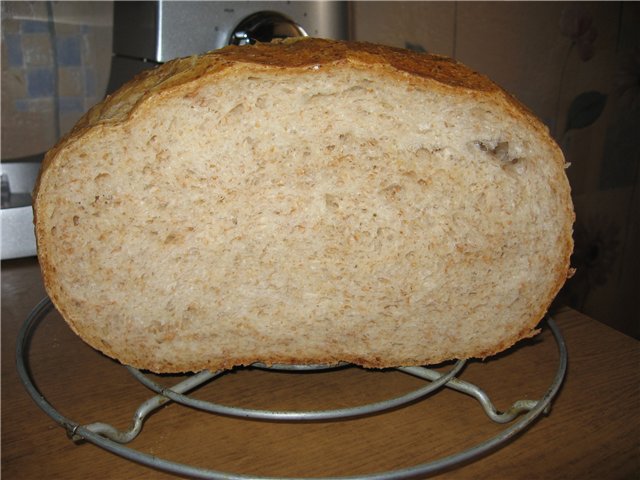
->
[33,38,574,373]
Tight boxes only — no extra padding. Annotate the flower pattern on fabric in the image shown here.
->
[560,5,598,61]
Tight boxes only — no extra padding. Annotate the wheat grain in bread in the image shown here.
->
[33,38,574,373]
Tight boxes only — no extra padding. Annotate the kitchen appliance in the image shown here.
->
[107,1,350,92]
[0,154,42,260]
[1,1,350,260]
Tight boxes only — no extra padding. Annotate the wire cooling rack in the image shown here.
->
[16,296,567,479]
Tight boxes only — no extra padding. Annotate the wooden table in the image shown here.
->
[2,257,639,479]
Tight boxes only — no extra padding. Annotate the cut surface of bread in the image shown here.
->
[34,38,574,373]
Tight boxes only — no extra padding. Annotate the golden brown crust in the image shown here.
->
[34,38,574,373]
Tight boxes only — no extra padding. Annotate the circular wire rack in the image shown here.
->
[16,296,567,479]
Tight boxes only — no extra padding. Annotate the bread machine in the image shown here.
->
[1,1,350,260]
[106,1,350,93]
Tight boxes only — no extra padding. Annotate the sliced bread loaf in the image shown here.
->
[33,38,574,373]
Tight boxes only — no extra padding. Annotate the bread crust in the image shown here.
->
[34,38,574,373]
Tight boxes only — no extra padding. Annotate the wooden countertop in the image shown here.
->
[2,257,639,479]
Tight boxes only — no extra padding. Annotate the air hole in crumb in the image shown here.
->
[164,233,181,244]
[94,172,110,183]
[325,193,340,209]
[475,140,521,166]
[72,215,79,226]
[308,91,337,102]
[226,103,244,117]
[501,157,525,174]
[503,157,521,166]
[381,184,402,197]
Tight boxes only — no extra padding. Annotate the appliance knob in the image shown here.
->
[229,11,308,46]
